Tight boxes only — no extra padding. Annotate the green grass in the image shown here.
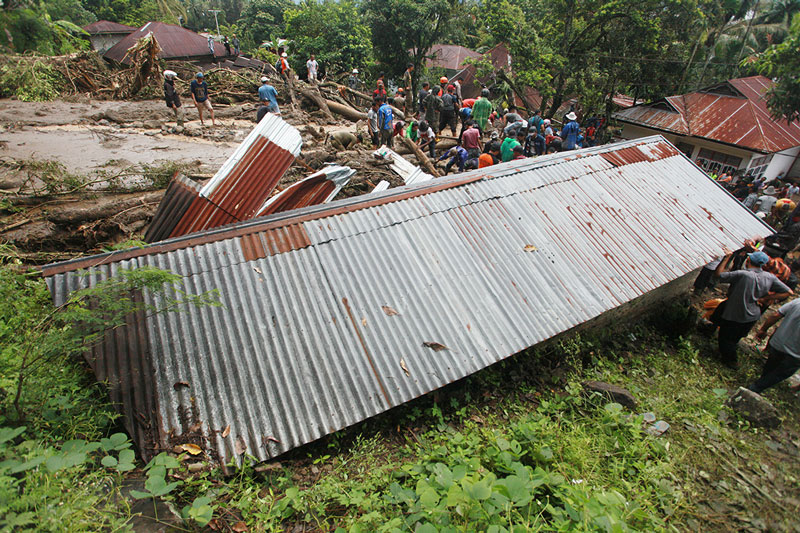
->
[1,269,798,532]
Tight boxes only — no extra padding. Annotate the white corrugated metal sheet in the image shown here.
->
[43,136,770,465]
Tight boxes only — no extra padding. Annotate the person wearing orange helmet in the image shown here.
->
[438,76,448,97]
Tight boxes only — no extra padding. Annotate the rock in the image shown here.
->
[143,120,162,129]
[97,119,110,126]
[726,387,781,428]
[641,412,656,423]
[645,420,670,436]
[582,380,638,409]
[175,126,184,134]
[131,121,144,129]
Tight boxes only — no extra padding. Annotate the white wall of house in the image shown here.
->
[618,124,756,173]
[764,145,800,181]
[89,34,127,55]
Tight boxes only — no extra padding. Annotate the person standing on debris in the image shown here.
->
[472,89,492,135]
[561,111,580,150]
[423,88,443,134]
[527,109,543,135]
[403,63,414,114]
[223,36,231,56]
[367,99,380,148]
[373,80,387,102]
[306,54,319,84]
[378,98,393,147]
[393,89,406,113]
[418,81,430,116]
[348,69,361,91]
[207,35,215,57]
[440,85,458,136]
[190,72,215,127]
[232,34,240,56]
[163,70,183,127]
[755,186,778,217]
[711,250,792,369]
[257,76,280,121]
[461,121,482,159]
[749,298,800,393]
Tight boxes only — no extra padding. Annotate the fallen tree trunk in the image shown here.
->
[399,136,440,177]
[297,86,334,121]
[324,99,368,122]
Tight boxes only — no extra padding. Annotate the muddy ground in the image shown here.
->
[0,97,403,262]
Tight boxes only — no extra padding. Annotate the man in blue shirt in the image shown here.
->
[527,109,543,134]
[377,99,393,147]
[438,146,468,174]
[561,111,580,150]
[257,76,279,122]
[190,72,215,126]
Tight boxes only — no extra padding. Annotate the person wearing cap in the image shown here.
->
[257,77,279,121]
[348,69,361,91]
[190,72,215,127]
[373,80,387,102]
[561,111,580,150]
[439,84,458,136]
[162,70,183,127]
[711,249,792,368]
[472,89,492,134]
[543,118,553,136]
[403,63,414,113]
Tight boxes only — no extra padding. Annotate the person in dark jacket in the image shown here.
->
[163,70,183,127]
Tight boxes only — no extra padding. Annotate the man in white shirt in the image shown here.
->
[306,54,319,83]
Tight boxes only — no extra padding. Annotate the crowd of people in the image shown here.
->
[719,173,800,230]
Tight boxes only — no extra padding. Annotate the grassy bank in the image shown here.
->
[0,264,798,531]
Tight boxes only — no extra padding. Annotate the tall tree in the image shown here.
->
[755,12,800,123]
[284,0,373,78]
[236,0,294,52]
[363,0,456,93]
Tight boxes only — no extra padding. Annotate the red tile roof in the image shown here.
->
[424,44,481,72]
[83,20,136,34]
[613,76,800,153]
[104,21,226,64]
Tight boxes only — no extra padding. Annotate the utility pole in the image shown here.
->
[208,9,221,37]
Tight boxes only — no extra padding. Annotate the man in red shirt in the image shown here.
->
[461,122,482,158]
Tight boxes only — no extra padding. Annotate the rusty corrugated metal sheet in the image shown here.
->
[143,114,302,242]
[614,76,800,153]
[144,175,201,243]
[42,136,771,466]
[424,44,482,72]
[104,21,226,63]
[256,166,354,217]
[83,20,136,34]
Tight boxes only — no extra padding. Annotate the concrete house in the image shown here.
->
[83,20,136,55]
[613,76,800,181]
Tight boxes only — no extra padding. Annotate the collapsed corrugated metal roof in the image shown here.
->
[144,114,302,242]
[42,136,769,466]
[613,76,800,153]
[256,166,354,217]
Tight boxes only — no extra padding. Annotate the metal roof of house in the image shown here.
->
[83,20,136,35]
[613,76,800,154]
[256,166,354,217]
[42,136,769,466]
[424,44,482,72]
[104,22,226,64]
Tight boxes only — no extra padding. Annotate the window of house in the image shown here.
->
[695,148,743,176]
[745,154,773,179]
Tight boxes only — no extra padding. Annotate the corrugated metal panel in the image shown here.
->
[143,114,302,242]
[144,175,201,243]
[104,21,226,63]
[614,76,800,153]
[425,44,482,72]
[43,136,771,466]
[256,166,354,217]
[83,20,136,34]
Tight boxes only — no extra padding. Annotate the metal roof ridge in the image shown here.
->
[41,136,670,278]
